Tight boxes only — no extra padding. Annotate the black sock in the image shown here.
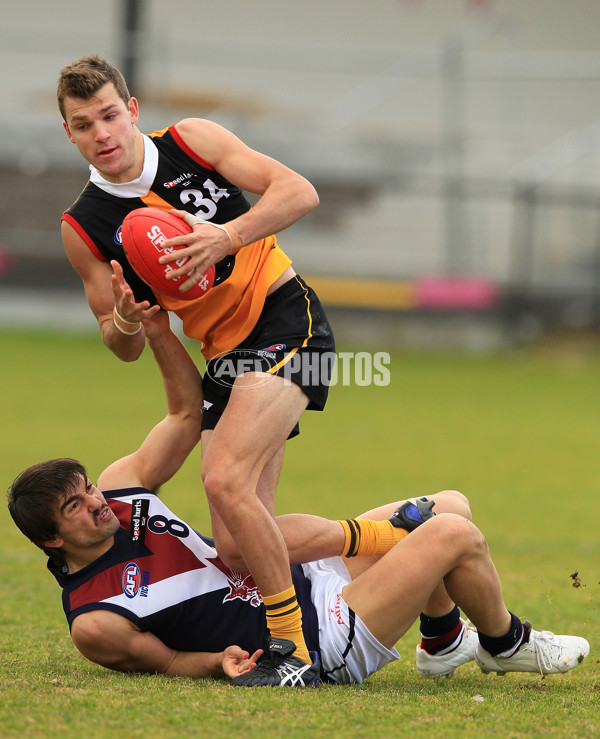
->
[478,612,529,657]
[420,606,462,655]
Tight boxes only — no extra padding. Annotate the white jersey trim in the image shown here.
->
[101,566,229,617]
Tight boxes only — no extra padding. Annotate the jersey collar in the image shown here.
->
[89,134,158,198]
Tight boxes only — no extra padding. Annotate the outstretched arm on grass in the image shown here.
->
[71,609,262,679]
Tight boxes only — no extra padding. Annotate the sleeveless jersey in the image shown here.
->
[47,488,319,656]
[61,125,292,359]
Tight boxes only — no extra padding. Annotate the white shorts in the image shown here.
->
[301,557,400,684]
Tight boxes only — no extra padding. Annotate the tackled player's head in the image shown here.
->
[7,458,88,563]
[57,55,130,120]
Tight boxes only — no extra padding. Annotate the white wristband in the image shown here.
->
[113,307,142,335]
[114,306,140,325]
[113,316,142,335]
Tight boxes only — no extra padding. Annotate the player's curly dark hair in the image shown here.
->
[57,55,131,120]
[7,458,88,564]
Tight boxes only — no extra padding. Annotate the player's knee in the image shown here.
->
[201,458,242,508]
[433,489,472,521]
[433,513,483,558]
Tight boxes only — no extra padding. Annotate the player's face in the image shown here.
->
[49,476,120,557]
[62,82,142,183]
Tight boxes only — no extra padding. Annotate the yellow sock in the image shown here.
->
[263,586,311,664]
[338,518,408,557]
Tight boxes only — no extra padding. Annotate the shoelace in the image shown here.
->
[530,630,561,673]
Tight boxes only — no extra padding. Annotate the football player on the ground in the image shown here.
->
[8,312,589,686]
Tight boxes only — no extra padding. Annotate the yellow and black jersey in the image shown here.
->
[62,124,292,359]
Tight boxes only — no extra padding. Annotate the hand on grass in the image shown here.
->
[221,646,263,678]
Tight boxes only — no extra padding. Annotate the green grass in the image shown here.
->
[0,329,598,738]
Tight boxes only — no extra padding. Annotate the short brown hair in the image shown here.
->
[7,458,88,563]
[57,55,130,120]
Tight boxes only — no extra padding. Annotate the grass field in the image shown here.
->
[0,328,598,738]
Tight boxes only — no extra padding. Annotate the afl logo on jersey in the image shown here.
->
[122,562,141,598]
[114,224,123,246]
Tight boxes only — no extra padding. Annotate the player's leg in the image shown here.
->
[201,372,306,582]
[341,514,589,677]
[341,514,510,649]
[203,456,462,574]
[209,488,472,575]
[202,433,285,572]
[343,490,478,677]
[342,489,471,580]
[276,490,478,679]
[201,371,316,671]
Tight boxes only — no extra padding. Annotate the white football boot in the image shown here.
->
[416,620,479,678]
[475,621,590,675]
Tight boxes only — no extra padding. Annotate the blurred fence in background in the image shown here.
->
[3,0,600,347]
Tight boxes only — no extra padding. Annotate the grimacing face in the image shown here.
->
[62,81,142,183]
[45,475,120,557]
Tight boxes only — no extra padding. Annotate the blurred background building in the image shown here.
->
[3,0,600,348]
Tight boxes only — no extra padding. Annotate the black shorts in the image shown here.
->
[201,275,335,438]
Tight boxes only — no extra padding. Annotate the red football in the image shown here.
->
[121,207,215,301]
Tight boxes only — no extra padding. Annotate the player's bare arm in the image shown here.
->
[71,611,260,678]
[97,311,203,493]
[178,118,319,238]
[157,118,319,281]
[61,221,159,361]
